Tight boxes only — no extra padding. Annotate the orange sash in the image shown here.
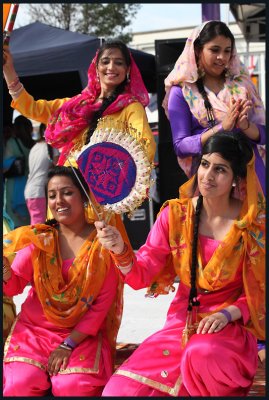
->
[147,156,265,340]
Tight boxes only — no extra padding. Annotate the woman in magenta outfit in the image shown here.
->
[95,131,265,397]
[163,21,265,194]
[3,166,130,397]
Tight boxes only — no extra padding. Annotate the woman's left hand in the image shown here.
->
[47,346,72,376]
[236,99,252,130]
[196,312,229,334]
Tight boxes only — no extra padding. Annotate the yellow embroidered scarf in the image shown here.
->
[3,213,128,352]
[147,156,265,340]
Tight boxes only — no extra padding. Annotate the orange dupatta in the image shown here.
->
[3,212,129,353]
[146,155,265,340]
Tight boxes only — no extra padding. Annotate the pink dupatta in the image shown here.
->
[45,51,149,164]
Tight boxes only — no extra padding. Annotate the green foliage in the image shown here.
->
[27,3,141,43]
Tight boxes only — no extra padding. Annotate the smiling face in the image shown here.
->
[47,175,86,226]
[96,48,130,93]
[197,153,234,199]
[198,35,232,78]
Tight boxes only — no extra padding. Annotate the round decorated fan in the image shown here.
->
[73,118,153,217]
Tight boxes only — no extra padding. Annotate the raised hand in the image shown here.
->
[236,99,252,131]
[95,221,125,254]
[221,97,241,131]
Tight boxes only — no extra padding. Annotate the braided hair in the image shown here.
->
[188,131,253,307]
[85,40,131,144]
[188,194,203,310]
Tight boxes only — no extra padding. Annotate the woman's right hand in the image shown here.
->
[221,98,241,131]
[3,256,11,283]
[95,221,125,254]
[3,46,17,83]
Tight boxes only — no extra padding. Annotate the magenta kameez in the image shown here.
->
[102,207,257,397]
[3,244,119,396]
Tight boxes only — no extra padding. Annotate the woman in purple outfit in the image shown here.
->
[163,21,265,194]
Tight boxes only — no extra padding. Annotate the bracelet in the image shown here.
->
[219,309,232,322]
[110,243,134,267]
[240,119,250,131]
[59,343,73,351]
[7,76,19,90]
[63,337,77,349]
[9,83,24,97]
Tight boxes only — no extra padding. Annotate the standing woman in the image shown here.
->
[97,131,265,397]
[3,40,155,167]
[3,166,130,397]
[163,21,265,193]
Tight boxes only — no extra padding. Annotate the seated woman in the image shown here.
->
[96,131,265,397]
[3,165,130,397]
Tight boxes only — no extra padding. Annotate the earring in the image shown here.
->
[83,201,88,208]
[224,67,230,79]
[126,72,130,83]
[232,182,236,187]
[96,73,100,82]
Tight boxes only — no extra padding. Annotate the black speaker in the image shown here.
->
[155,39,187,203]
[123,199,154,250]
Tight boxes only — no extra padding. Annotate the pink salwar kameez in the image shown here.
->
[102,206,258,397]
[3,244,119,396]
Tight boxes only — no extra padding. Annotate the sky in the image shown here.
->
[13,3,235,32]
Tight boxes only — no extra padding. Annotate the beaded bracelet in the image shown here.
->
[110,243,134,268]
[219,309,232,322]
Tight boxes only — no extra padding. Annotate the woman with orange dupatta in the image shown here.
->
[96,131,265,397]
[3,165,131,397]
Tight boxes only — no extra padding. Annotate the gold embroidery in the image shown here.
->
[4,357,46,371]
[115,369,183,396]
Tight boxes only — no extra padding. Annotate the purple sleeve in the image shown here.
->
[3,246,34,297]
[74,263,118,335]
[123,206,171,290]
[168,85,207,157]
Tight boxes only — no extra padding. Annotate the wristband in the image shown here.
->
[59,343,73,351]
[63,337,77,349]
[219,309,232,322]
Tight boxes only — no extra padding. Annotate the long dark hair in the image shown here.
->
[194,21,235,128]
[85,39,131,144]
[13,115,35,149]
[188,131,253,309]
[45,165,89,226]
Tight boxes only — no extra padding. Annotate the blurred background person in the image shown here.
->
[25,122,59,224]
[3,115,35,227]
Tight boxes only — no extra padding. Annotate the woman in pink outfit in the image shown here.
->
[3,165,130,397]
[96,131,265,397]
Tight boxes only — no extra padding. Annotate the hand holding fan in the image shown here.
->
[72,118,153,219]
